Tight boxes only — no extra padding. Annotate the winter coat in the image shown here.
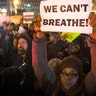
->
[32,37,56,85]
[6,35,37,96]
[45,39,96,96]
[47,39,67,60]
[32,36,96,96]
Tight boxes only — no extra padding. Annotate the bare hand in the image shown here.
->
[88,12,96,34]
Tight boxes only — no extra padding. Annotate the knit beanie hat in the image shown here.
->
[60,55,83,74]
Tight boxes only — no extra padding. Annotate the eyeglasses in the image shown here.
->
[60,72,78,79]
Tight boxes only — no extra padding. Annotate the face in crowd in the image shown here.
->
[17,38,28,56]
[33,22,41,32]
[58,55,83,90]
[60,67,79,89]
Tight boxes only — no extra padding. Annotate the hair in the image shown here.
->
[48,58,61,73]
[32,20,41,27]
[49,32,60,40]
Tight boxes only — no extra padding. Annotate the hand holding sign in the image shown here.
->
[88,12,96,40]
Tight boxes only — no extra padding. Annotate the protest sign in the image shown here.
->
[40,0,92,33]
[61,32,81,42]
[23,12,34,23]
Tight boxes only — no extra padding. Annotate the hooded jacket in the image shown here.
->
[7,34,37,96]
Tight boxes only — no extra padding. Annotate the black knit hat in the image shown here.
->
[60,55,83,74]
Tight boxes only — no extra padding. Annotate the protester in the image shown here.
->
[17,23,28,35]
[47,32,68,61]
[32,12,96,96]
[7,34,39,96]
[32,19,56,86]
[0,48,5,71]
[0,67,25,96]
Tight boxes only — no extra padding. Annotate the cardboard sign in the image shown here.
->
[40,0,92,33]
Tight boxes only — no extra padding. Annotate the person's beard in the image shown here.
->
[18,47,27,56]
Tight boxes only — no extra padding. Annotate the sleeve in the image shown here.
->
[32,37,56,85]
[85,38,96,95]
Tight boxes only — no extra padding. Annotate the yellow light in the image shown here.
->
[14,0,19,5]
[13,0,21,8]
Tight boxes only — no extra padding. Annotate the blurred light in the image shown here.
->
[14,0,19,5]
[13,0,21,8]
[1,9,7,12]
[27,4,31,7]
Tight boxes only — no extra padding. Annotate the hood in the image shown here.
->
[17,35,32,62]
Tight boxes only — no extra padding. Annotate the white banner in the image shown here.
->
[40,0,92,33]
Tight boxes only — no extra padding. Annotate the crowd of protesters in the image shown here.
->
[0,12,96,96]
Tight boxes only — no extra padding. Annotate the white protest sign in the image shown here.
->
[23,12,34,23]
[40,0,92,33]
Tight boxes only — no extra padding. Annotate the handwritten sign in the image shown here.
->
[40,0,92,33]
